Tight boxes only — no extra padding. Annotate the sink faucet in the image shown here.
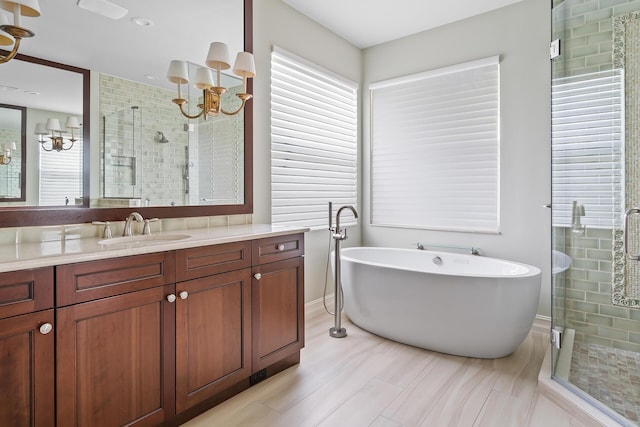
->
[123,212,144,236]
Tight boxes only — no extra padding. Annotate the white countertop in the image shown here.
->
[0,224,309,273]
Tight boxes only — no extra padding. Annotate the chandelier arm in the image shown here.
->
[0,39,21,65]
[178,103,205,120]
[40,143,54,152]
[220,99,248,116]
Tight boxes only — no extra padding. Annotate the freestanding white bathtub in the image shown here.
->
[338,247,542,358]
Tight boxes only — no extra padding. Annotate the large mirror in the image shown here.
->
[0,0,252,226]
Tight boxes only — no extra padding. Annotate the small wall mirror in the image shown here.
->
[0,104,26,202]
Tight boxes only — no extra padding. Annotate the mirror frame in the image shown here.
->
[0,0,253,227]
[0,103,27,202]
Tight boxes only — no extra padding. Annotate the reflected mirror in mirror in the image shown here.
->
[0,104,26,202]
[0,54,86,207]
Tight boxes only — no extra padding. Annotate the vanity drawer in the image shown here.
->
[176,241,251,282]
[0,267,54,320]
[252,233,304,265]
[56,252,176,306]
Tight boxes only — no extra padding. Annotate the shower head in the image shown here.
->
[155,131,169,143]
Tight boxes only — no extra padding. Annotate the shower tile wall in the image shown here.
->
[552,0,640,79]
[553,0,640,350]
[99,74,188,206]
[559,227,640,351]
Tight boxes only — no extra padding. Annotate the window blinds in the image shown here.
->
[271,47,358,228]
[370,56,500,233]
[39,141,83,206]
[551,69,624,229]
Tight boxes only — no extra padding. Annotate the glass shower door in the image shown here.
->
[551,1,640,425]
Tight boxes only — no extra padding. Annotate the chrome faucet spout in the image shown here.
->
[123,212,144,236]
[334,205,358,241]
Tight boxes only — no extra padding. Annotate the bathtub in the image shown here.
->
[337,247,542,358]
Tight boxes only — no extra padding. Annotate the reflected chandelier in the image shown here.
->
[0,142,16,164]
[167,42,255,120]
[35,117,81,152]
[0,0,40,64]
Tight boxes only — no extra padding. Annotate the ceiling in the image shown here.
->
[282,0,525,48]
[0,0,525,116]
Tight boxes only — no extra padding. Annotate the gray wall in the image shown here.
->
[252,0,363,302]
[252,0,553,316]
[361,0,553,316]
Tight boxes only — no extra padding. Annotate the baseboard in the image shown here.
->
[305,294,333,319]
[532,315,551,335]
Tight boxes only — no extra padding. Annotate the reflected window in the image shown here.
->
[39,140,83,206]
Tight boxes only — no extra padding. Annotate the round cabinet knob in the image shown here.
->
[277,244,285,251]
[179,291,188,300]
[254,273,261,280]
[39,323,53,335]
[167,294,177,303]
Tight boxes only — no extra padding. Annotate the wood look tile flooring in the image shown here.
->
[183,306,595,427]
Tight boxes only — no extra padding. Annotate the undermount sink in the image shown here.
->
[98,233,191,247]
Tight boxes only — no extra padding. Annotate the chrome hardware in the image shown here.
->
[39,323,53,335]
[92,221,112,239]
[277,244,285,251]
[167,294,177,303]
[571,201,586,236]
[142,218,159,235]
[416,242,480,256]
[433,256,443,265]
[328,202,359,339]
[542,204,552,209]
[624,207,640,261]
[123,212,144,237]
[254,273,261,280]
[179,291,188,300]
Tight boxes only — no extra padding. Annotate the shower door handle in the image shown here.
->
[624,207,640,260]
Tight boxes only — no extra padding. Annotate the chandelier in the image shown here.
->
[35,117,81,152]
[167,42,255,120]
[0,0,40,64]
[0,142,16,165]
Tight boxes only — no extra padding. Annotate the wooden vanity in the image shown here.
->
[0,226,305,426]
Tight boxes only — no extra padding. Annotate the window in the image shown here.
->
[39,141,83,206]
[271,47,358,228]
[370,57,500,233]
[551,69,624,228]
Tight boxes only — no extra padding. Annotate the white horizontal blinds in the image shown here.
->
[39,141,83,206]
[371,57,500,232]
[551,69,624,228]
[271,47,358,228]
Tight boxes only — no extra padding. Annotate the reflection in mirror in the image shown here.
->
[98,65,244,208]
[0,0,252,227]
[0,104,25,202]
[0,54,86,207]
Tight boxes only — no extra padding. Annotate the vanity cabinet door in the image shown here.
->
[175,268,251,413]
[56,285,176,427]
[0,309,55,427]
[251,256,305,372]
